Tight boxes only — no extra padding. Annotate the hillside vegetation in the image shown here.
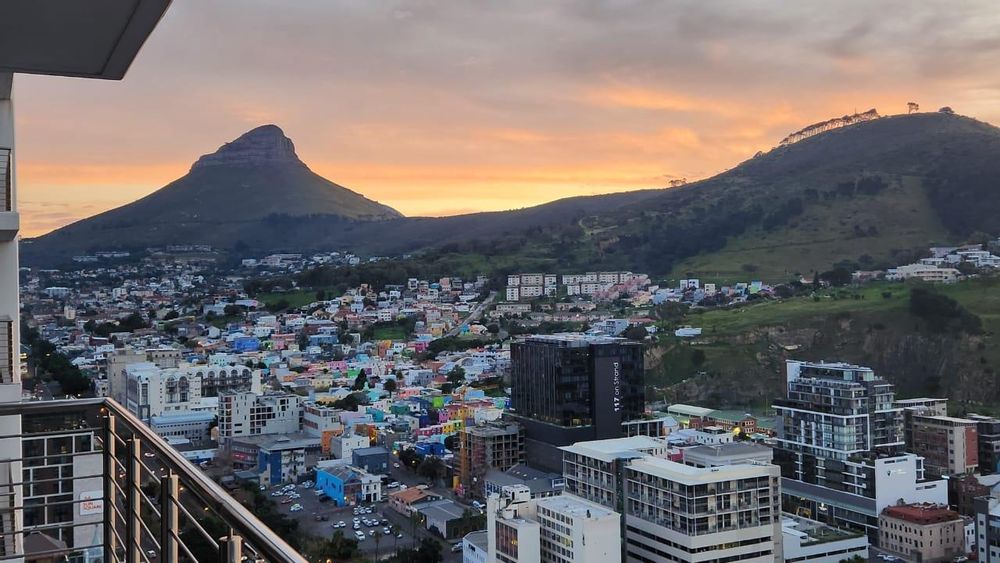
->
[649,277,1000,411]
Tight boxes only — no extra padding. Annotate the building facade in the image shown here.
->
[460,422,526,498]
[773,360,947,537]
[509,334,644,471]
[486,485,621,563]
[218,392,302,441]
[879,504,965,563]
[560,437,782,563]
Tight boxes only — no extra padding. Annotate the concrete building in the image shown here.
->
[879,504,965,563]
[459,422,525,498]
[484,464,565,499]
[486,485,620,563]
[774,360,948,537]
[149,411,215,441]
[780,514,868,563]
[560,436,781,563]
[256,436,316,485]
[908,415,979,477]
[217,392,302,441]
[124,362,259,420]
[106,347,182,404]
[351,446,390,474]
[332,433,370,460]
[462,530,489,563]
[968,414,1000,475]
[508,334,644,471]
[681,442,774,468]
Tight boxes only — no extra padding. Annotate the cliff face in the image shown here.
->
[191,124,300,170]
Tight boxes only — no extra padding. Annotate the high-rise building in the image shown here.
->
[909,415,979,477]
[967,414,1000,475]
[560,436,782,563]
[486,485,621,563]
[774,360,947,537]
[508,334,644,471]
[218,392,303,441]
[460,422,525,498]
[124,362,261,420]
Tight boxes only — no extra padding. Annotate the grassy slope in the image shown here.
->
[649,277,1000,397]
[668,177,951,284]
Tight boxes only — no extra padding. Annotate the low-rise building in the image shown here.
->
[315,464,382,506]
[781,514,868,563]
[879,503,965,563]
[352,446,390,474]
[388,487,442,516]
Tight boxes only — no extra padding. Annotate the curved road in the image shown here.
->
[444,291,496,338]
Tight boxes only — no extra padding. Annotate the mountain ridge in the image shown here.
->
[24,112,1000,275]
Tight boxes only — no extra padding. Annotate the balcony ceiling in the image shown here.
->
[0,0,170,80]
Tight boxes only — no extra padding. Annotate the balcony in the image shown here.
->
[0,398,304,563]
[0,147,16,242]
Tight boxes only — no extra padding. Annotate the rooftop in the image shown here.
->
[535,494,617,520]
[560,435,668,463]
[519,333,629,346]
[627,455,775,484]
[782,514,865,546]
[881,503,960,525]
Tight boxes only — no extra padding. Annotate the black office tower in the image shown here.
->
[507,334,644,471]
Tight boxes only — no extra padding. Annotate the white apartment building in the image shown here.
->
[217,392,302,441]
[560,437,782,563]
[487,485,621,563]
[886,264,960,283]
[332,433,370,460]
[123,362,260,420]
[302,402,345,437]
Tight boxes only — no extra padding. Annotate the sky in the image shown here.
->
[13,0,1000,236]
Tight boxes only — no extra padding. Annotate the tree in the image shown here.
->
[691,349,706,367]
[352,372,368,391]
[399,448,421,470]
[303,530,358,561]
[446,366,466,386]
[938,106,955,114]
[417,457,445,483]
[384,378,398,397]
[820,267,852,287]
[623,325,648,341]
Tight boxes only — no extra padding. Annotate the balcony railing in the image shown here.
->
[0,148,9,212]
[0,398,305,563]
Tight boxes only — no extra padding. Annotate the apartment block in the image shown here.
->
[460,422,525,498]
[560,436,782,563]
[968,414,1000,475]
[773,360,947,537]
[487,485,621,563]
[909,415,978,476]
[218,392,302,441]
[879,504,965,563]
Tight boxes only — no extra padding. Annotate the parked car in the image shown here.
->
[451,544,463,553]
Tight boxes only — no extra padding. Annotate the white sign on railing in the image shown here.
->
[80,490,103,516]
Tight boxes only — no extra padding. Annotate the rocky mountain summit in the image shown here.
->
[191,125,300,170]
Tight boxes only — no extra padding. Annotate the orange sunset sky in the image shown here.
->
[13,1,1000,237]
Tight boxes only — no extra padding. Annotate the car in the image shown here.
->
[451,544,463,553]
[471,501,483,509]
[369,530,375,536]
[383,527,391,535]
[397,533,404,539]
[290,504,303,512]
[387,481,400,489]
[147,549,157,557]
[270,492,282,497]
[314,514,324,522]
[281,498,292,504]
[143,452,155,458]
[380,519,389,526]
[393,463,400,468]
[337,521,346,528]
[258,485,266,491]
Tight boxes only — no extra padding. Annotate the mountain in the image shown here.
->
[24,112,1000,274]
[571,112,1000,280]
[24,125,401,259]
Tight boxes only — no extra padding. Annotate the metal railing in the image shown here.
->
[0,398,305,563]
[0,148,9,212]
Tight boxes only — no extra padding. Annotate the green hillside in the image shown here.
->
[649,277,1000,411]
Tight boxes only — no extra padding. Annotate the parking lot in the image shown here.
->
[269,482,422,556]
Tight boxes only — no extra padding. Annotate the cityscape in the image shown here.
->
[6,3,1000,563]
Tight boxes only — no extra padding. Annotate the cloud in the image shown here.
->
[11,0,1000,235]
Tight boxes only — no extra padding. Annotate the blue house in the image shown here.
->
[352,446,390,474]
[316,465,382,506]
